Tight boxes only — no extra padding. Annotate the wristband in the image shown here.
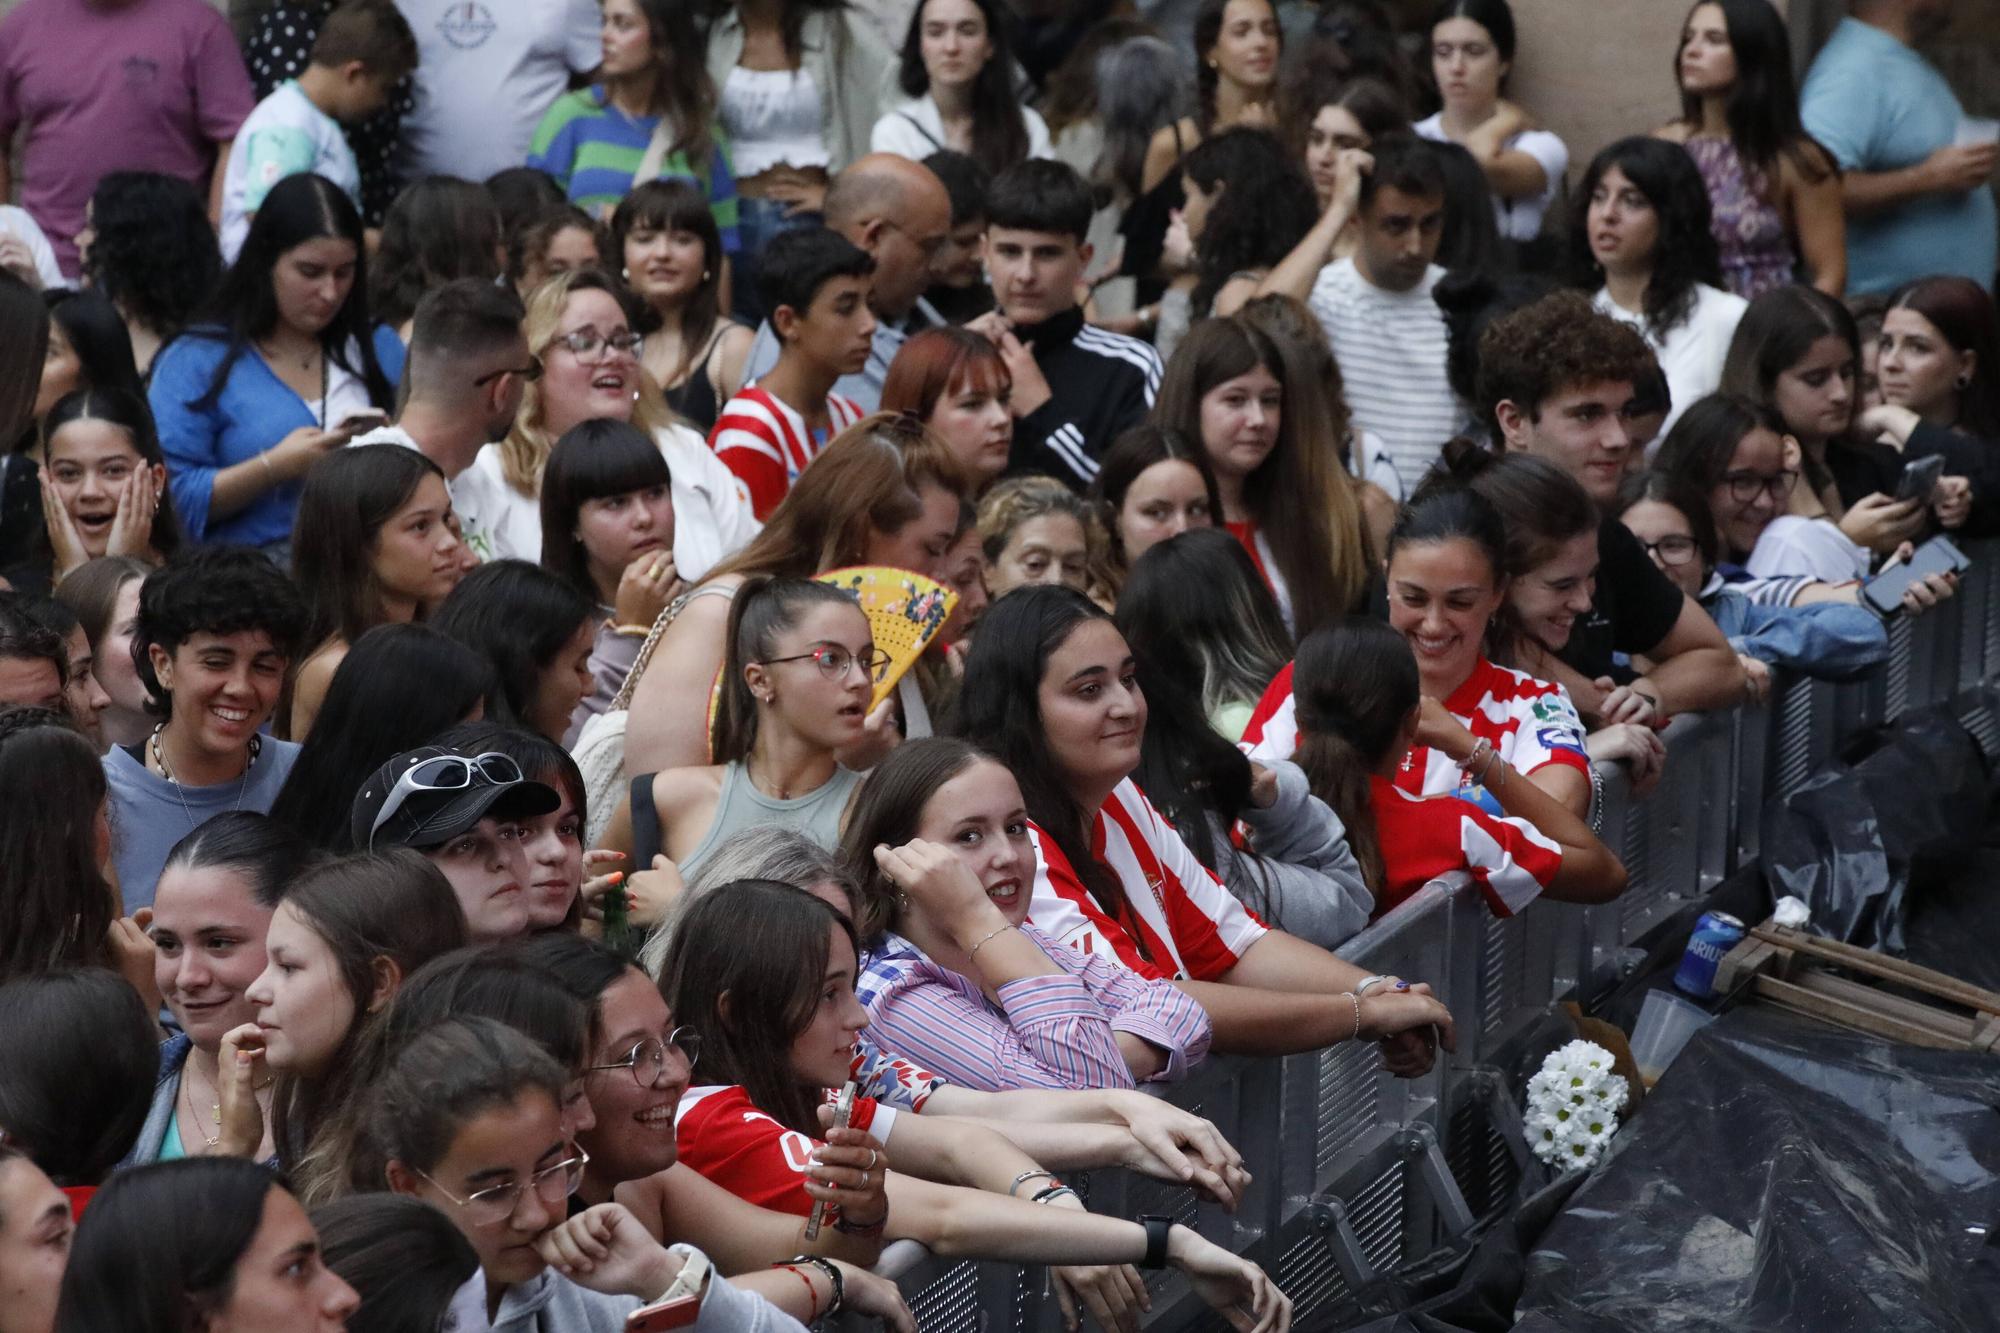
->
[1354,974,1393,996]
[652,1244,711,1305]
[831,1209,886,1237]
[1138,1215,1174,1270]
[1032,1185,1079,1205]
[783,1254,843,1317]
[257,450,277,486]
[1010,1168,1059,1197]
[773,1265,819,1321]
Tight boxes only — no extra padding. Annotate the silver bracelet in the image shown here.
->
[1344,991,1363,1041]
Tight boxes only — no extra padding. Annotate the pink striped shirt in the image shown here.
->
[855,923,1212,1091]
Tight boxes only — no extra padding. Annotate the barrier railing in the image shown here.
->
[850,539,2000,1331]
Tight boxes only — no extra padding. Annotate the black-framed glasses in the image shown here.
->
[474,356,544,387]
[1636,534,1700,567]
[1720,469,1799,505]
[551,328,643,361]
[368,751,525,846]
[757,644,893,679]
[585,1027,702,1087]
[417,1146,589,1227]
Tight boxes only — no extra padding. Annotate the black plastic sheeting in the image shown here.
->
[1759,704,1992,955]
[1514,1007,2000,1332]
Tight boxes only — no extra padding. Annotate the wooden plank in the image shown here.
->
[1751,926,2000,1015]
[1754,977,1966,1050]
[1795,973,1975,1042]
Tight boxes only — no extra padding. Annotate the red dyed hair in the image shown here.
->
[880,326,1010,423]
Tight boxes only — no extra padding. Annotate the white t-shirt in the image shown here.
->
[222,82,360,263]
[0,205,64,290]
[1746,514,1870,583]
[394,0,601,181]
[1593,284,1748,440]
[350,425,512,564]
[465,423,760,583]
[868,95,1053,164]
[1309,258,1469,493]
[1414,112,1568,243]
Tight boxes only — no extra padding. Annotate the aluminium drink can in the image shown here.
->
[1672,911,1746,1000]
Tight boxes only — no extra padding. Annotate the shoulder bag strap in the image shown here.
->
[610,589,693,711]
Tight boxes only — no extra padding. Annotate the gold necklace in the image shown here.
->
[182,1054,273,1148]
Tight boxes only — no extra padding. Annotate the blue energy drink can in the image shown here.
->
[1673,911,1746,999]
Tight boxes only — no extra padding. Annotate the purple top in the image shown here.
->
[0,0,253,274]
[856,923,1213,1092]
[1686,135,1794,300]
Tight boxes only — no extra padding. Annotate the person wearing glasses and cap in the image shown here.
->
[350,743,563,943]
[602,577,879,891]
[350,278,539,564]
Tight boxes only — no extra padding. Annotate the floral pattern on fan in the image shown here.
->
[816,567,959,709]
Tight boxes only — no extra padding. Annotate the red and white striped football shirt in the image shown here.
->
[1026,779,1268,982]
[709,385,864,519]
[1370,776,1562,918]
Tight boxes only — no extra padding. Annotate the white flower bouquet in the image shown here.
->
[1525,1040,1630,1172]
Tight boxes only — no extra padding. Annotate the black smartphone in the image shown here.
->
[1862,534,1970,616]
[1895,454,1946,504]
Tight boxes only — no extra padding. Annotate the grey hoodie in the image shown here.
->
[443,1263,808,1333]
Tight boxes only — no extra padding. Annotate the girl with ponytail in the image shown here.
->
[602,576,874,882]
[1292,618,1627,917]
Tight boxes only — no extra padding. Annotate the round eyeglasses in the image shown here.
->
[584,1027,702,1088]
[756,644,893,680]
[417,1145,589,1228]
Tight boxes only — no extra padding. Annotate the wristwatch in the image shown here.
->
[1138,1215,1174,1269]
[651,1244,711,1305]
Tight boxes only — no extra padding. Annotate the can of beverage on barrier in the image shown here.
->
[1673,911,1746,999]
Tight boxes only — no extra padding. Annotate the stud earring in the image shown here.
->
[1957,372,1974,390]
[702,269,712,281]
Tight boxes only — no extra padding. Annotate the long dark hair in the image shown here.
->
[1116,531,1296,917]
[313,1194,478,1333]
[710,575,864,763]
[897,0,1030,176]
[368,176,504,332]
[1651,392,1786,557]
[44,289,144,402]
[611,180,726,376]
[1181,129,1319,315]
[39,387,184,559]
[84,171,221,342]
[187,174,394,413]
[0,707,113,985]
[1720,283,1857,424]
[1888,276,2000,439]
[293,444,446,653]
[1432,440,1599,655]
[1152,316,1368,630]
[1614,469,1720,578]
[625,0,718,168]
[953,586,1138,936]
[0,969,156,1187]
[538,419,673,604]
[1570,136,1721,339]
[268,624,500,850]
[430,560,594,737]
[271,851,471,1179]
[659,879,855,1136]
[1674,0,1833,189]
[1291,617,1419,897]
[839,736,991,941]
[1193,0,1279,135]
[1385,480,1508,590]
[362,1017,567,1181]
[53,1158,289,1333]
[0,271,46,447]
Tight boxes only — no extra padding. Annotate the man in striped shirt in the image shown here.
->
[1308,136,1470,493]
[709,227,873,518]
[973,160,1162,490]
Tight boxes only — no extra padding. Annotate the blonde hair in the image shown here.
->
[497,269,680,497]
[976,474,1111,599]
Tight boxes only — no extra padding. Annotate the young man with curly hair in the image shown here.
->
[1478,290,1745,725]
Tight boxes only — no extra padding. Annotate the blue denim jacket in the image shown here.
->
[1703,585,1888,679]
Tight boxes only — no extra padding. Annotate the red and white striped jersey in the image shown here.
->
[674,1084,898,1216]
[1243,656,1588,806]
[1371,776,1562,918]
[709,385,864,520]
[1026,779,1268,983]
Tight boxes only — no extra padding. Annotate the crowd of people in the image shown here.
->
[0,0,1994,1327]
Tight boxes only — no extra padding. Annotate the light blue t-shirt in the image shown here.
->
[103,738,300,913]
[1800,18,1997,295]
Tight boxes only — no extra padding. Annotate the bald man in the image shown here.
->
[740,153,953,411]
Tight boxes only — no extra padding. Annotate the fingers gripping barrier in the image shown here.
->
[843,540,2000,1330]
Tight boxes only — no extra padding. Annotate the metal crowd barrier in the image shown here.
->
[851,539,2000,1331]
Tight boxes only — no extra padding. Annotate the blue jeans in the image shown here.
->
[730,196,821,326]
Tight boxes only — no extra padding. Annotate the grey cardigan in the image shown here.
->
[1209,759,1375,949]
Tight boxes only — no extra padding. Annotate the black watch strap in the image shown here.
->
[1139,1214,1174,1269]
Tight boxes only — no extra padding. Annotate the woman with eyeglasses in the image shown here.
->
[369,1018,829,1332]
[622,418,967,776]
[1652,393,1870,583]
[469,268,757,580]
[1614,472,1894,702]
[602,578,872,889]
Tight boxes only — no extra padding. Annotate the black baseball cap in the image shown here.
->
[349,745,561,852]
